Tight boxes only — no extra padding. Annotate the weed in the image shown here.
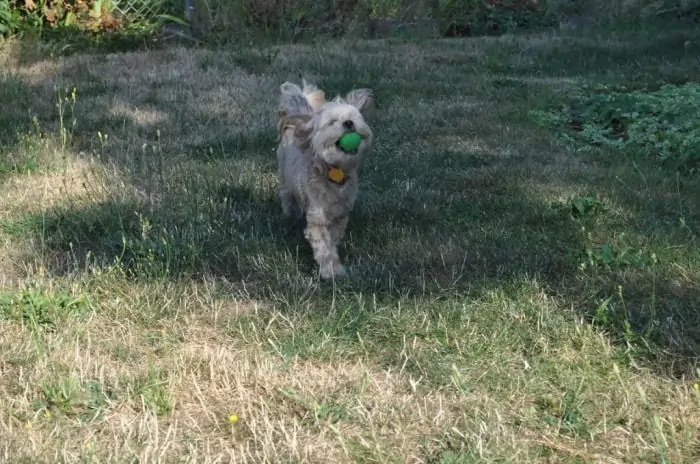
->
[0,285,90,332]
[32,377,113,421]
[580,232,653,270]
[134,367,173,417]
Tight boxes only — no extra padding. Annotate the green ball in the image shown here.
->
[337,132,362,152]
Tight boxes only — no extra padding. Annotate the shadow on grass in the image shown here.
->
[2,21,699,379]
[8,141,582,292]
[14,139,698,378]
[0,72,41,168]
[6,24,186,68]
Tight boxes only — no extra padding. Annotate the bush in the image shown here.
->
[0,0,560,40]
[190,0,554,41]
[0,0,127,36]
[196,0,366,38]
[2,0,697,40]
[1,0,22,35]
[544,0,700,22]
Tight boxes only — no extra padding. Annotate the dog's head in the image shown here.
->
[279,80,374,171]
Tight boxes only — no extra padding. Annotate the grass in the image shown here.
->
[1,21,700,462]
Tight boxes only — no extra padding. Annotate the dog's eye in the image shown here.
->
[327,118,338,126]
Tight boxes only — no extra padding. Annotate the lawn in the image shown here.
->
[1,22,699,463]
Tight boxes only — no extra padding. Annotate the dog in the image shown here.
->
[275,78,374,279]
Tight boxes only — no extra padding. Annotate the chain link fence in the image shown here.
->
[112,0,182,24]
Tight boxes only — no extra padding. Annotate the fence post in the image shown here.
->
[185,0,194,23]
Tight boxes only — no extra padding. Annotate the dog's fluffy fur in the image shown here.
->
[276,78,374,279]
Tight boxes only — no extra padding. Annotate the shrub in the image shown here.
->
[0,0,127,36]
[1,0,23,35]
[190,0,554,41]
[545,0,700,22]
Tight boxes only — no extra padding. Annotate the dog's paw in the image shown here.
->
[320,262,346,280]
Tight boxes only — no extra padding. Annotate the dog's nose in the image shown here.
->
[342,120,355,131]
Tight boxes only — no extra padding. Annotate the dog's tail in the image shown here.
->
[301,78,326,111]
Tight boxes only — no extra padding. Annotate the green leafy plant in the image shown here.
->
[0,0,23,35]
[31,378,114,420]
[552,194,604,220]
[1,0,166,36]
[0,286,90,332]
[135,367,173,417]
[580,232,653,270]
[433,0,556,36]
[534,83,700,174]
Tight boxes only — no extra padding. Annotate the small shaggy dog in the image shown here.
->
[275,78,374,279]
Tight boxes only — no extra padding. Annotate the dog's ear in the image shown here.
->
[280,82,314,117]
[345,88,374,111]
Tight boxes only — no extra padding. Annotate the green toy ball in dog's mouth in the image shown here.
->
[336,132,361,153]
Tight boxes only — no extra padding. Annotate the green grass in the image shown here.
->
[0,20,699,462]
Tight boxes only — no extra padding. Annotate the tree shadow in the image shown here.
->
[12,145,585,298]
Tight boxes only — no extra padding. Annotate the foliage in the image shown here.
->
[184,0,555,42]
[533,83,700,175]
[434,0,554,36]
[0,0,167,37]
[545,0,700,20]
[1,0,22,35]
[0,0,122,36]
[3,0,698,40]
[1,0,553,40]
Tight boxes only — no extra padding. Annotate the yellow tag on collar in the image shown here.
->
[328,166,345,183]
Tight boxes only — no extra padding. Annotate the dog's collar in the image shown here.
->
[326,163,346,185]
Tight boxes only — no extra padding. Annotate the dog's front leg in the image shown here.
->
[305,210,346,279]
[329,215,349,248]
[279,187,299,218]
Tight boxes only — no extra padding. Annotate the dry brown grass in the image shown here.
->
[0,296,464,462]
[1,24,700,462]
[3,287,694,463]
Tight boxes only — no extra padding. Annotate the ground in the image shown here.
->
[0,23,699,463]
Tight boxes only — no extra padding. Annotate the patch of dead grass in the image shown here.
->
[0,302,470,462]
[0,157,107,217]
